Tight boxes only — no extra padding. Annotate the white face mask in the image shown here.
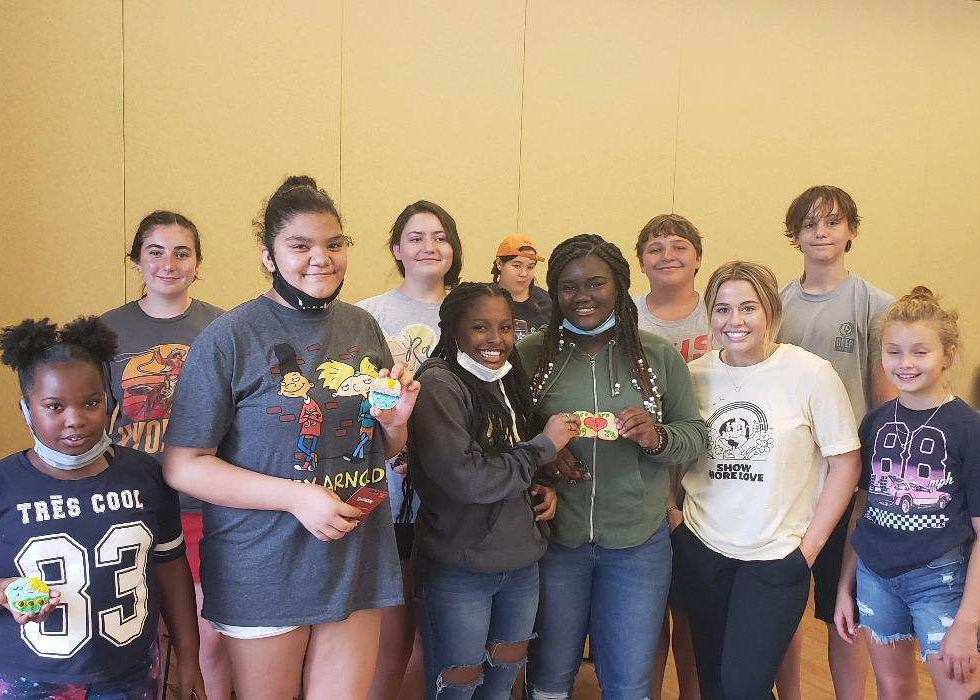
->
[456,350,512,383]
[20,399,112,471]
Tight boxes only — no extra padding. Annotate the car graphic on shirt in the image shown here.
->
[869,474,951,514]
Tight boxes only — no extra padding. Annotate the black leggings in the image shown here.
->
[672,523,810,700]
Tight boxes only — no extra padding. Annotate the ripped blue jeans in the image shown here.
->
[418,559,538,699]
[856,544,974,659]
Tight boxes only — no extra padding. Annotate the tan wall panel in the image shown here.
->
[519,0,682,286]
[124,0,344,311]
[0,2,124,452]
[340,0,525,300]
[675,0,980,398]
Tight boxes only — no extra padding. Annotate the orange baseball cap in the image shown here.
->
[496,234,545,261]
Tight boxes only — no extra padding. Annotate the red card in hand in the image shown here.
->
[345,486,388,520]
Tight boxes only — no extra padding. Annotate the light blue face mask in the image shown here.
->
[456,350,512,383]
[561,313,617,336]
[20,399,112,471]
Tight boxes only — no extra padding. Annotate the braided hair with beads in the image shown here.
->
[530,234,662,420]
[397,282,540,523]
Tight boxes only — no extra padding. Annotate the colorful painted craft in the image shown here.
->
[368,377,401,410]
[4,577,49,614]
[573,411,618,440]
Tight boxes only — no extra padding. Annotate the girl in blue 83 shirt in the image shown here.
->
[0,317,203,700]
[835,287,980,699]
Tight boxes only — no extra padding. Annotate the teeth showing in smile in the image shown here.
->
[725,331,748,338]
[576,307,596,315]
[480,350,502,360]
[896,373,919,381]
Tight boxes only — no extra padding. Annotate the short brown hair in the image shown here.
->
[635,214,703,261]
[784,186,861,252]
[703,261,783,351]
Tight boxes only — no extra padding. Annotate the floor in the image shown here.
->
[569,595,936,699]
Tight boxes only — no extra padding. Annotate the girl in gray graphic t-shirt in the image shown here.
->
[163,177,421,700]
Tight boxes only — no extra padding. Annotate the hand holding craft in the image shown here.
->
[288,482,363,541]
[616,407,665,453]
[370,362,421,426]
[542,412,581,452]
[1,577,61,625]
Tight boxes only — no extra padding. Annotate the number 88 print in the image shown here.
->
[14,522,152,658]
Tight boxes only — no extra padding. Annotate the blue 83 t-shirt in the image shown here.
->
[0,447,183,684]
[853,397,980,578]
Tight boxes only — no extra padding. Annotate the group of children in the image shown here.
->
[0,178,977,700]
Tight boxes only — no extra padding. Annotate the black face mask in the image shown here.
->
[271,266,344,313]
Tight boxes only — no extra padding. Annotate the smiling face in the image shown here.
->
[556,255,618,331]
[279,370,313,399]
[710,280,770,366]
[455,295,514,370]
[795,200,856,264]
[496,255,537,296]
[392,212,453,282]
[640,234,700,290]
[881,320,952,404]
[263,211,347,300]
[136,224,199,299]
[25,361,107,455]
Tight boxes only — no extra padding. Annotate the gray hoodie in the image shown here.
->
[407,359,556,573]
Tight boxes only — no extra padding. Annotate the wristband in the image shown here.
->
[642,425,668,456]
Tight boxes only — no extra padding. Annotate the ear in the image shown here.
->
[494,258,502,271]
[391,244,403,262]
[261,247,276,274]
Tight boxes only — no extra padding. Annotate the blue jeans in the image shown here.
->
[526,523,672,700]
[857,544,974,660]
[419,559,539,699]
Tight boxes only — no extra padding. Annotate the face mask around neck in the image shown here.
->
[20,399,112,471]
[456,350,512,383]
[561,313,617,336]
[271,268,344,313]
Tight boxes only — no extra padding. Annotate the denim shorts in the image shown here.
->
[856,544,974,659]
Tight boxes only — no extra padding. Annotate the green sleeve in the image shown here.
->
[647,341,707,464]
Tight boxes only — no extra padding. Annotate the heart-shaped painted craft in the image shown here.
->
[583,415,607,432]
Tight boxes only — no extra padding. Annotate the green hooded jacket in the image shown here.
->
[517,329,707,549]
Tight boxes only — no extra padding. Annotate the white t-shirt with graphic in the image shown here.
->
[682,344,860,560]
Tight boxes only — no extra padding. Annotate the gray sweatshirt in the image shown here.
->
[408,359,556,573]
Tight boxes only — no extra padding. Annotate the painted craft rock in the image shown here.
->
[4,577,49,614]
[574,411,618,441]
[368,377,401,410]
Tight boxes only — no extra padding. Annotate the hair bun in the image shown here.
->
[59,316,118,363]
[0,318,58,371]
[274,175,318,198]
[908,285,936,301]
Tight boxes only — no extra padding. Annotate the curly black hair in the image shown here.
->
[1,316,117,395]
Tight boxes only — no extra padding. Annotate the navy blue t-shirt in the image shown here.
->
[0,448,183,683]
[853,397,980,578]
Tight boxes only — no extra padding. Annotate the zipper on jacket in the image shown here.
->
[589,356,598,542]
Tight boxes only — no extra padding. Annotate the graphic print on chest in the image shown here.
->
[114,343,189,453]
[705,402,774,483]
[834,321,856,354]
[267,343,387,497]
[866,419,951,531]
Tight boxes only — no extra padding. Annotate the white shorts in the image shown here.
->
[210,622,300,639]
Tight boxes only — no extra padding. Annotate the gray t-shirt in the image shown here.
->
[165,296,402,626]
[777,273,894,423]
[632,292,711,363]
[100,299,224,512]
[356,289,441,523]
